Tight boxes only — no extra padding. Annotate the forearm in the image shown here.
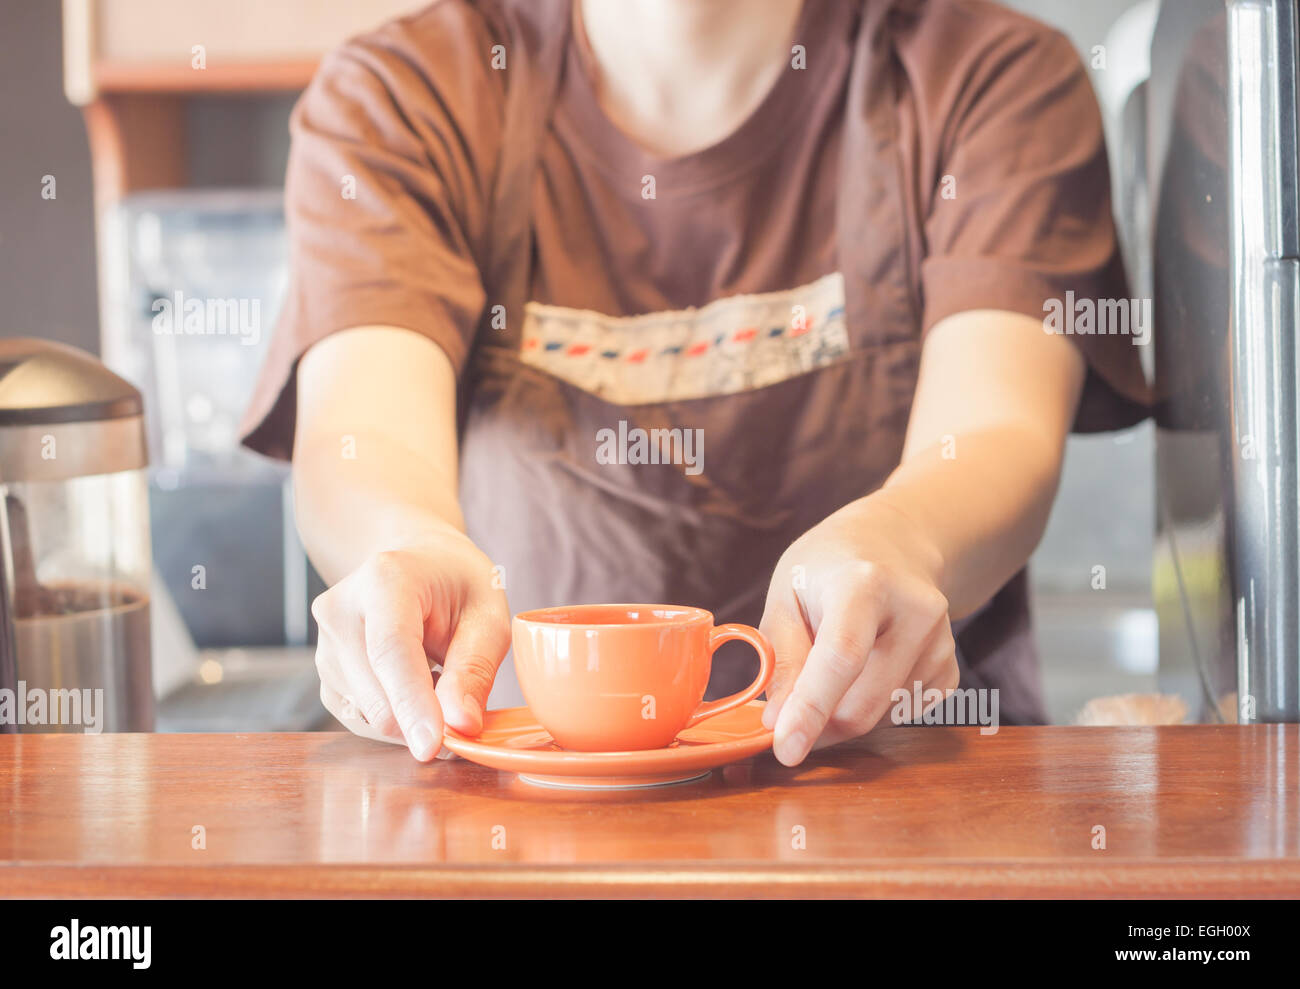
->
[292,429,465,585]
[291,326,469,585]
[865,422,1064,619]
[762,312,1082,764]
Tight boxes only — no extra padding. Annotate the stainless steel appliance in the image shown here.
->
[0,339,154,732]
[1148,0,1300,722]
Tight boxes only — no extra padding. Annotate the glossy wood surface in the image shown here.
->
[2,725,1297,898]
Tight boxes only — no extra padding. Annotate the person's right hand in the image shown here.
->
[311,526,511,761]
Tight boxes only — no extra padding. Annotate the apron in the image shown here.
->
[458,0,1047,722]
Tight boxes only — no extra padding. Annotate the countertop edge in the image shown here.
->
[3,859,1298,899]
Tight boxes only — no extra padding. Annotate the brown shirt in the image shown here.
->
[242,0,1149,722]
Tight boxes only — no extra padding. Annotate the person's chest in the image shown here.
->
[529,118,844,315]
[520,27,855,405]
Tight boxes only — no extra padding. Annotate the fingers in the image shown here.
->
[315,637,401,742]
[758,606,813,730]
[316,617,407,741]
[314,561,443,762]
[359,556,445,761]
[809,622,957,751]
[434,601,511,735]
[771,563,953,767]
[913,634,960,708]
[310,536,511,761]
[772,568,885,765]
[319,680,404,746]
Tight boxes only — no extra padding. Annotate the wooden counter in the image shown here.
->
[2,725,1297,898]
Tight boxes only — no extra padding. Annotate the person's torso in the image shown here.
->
[462,0,932,704]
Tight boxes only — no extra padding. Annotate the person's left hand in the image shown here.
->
[759,496,959,766]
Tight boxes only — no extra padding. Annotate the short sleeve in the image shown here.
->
[240,9,505,460]
[916,18,1150,431]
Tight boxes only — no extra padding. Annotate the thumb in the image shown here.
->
[434,605,510,735]
[758,605,813,729]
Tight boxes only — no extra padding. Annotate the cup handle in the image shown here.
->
[684,623,776,729]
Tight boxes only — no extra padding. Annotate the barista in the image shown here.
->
[242,0,1148,764]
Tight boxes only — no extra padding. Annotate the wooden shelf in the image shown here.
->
[91,59,321,95]
[63,0,424,104]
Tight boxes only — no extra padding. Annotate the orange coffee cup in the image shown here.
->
[512,603,776,752]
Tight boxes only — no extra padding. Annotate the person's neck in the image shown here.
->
[577,0,805,157]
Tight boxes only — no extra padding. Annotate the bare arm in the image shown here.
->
[293,325,465,581]
[761,310,1085,763]
[878,308,1085,619]
[294,326,510,760]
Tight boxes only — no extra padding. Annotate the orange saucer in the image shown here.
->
[442,700,774,789]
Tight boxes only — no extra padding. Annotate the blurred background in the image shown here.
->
[0,0,1276,729]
